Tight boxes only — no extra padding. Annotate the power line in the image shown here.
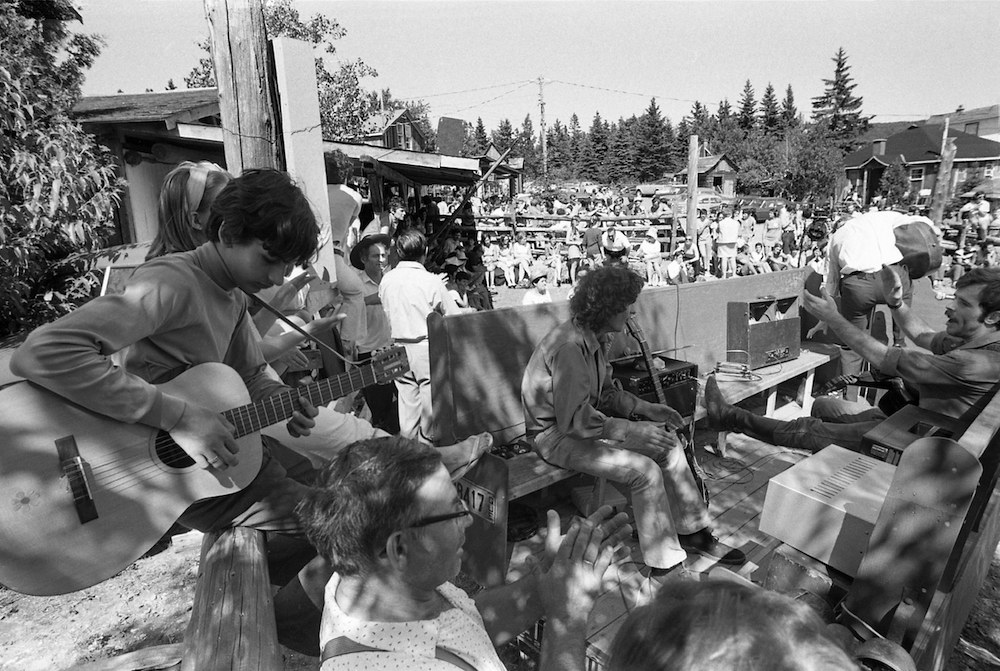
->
[399,80,534,100]
[436,81,534,117]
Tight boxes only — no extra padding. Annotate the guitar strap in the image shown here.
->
[245,290,357,367]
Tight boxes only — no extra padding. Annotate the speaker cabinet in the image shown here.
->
[612,358,699,417]
[727,296,801,370]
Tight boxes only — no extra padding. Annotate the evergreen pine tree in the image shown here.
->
[635,98,670,182]
[738,80,757,134]
[491,118,515,153]
[517,115,538,179]
[811,47,871,153]
[878,159,910,207]
[760,83,780,135]
[780,84,799,131]
[473,117,489,154]
[586,112,611,182]
[569,113,584,178]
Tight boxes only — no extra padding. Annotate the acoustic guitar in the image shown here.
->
[0,347,408,596]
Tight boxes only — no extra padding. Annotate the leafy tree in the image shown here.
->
[878,159,910,206]
[738,80,756,134]
[759,83,780,135]
[780,84,799,131]
[183,0,381,140]
[0,3,123,336]
[781,124,843,201]
[811,47,870,153]
[491,118,516,154]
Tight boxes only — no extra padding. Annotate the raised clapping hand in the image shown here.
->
[537,505,632,620]
[271,271,315,311]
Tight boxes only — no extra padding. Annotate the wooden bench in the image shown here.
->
[694,346,837,456]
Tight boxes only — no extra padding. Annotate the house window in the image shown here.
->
[965,122,980,136]
[909,167,924,183]
[986,164,996,179]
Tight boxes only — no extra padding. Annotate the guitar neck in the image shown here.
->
[223,366,375,438]
[626,317,668,405]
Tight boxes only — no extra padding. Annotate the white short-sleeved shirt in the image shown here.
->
[319,575,506,671]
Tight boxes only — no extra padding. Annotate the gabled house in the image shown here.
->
[675,154,738,197]
[925,104,1000,144]
[843,124,1000,206]
[350,109,428,152]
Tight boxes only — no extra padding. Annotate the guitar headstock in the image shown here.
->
[370,347,410,384]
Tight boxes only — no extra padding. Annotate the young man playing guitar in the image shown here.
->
[10,169,329,653]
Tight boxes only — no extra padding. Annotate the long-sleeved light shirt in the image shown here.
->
[521,319,638,441]
[11,243,285,432]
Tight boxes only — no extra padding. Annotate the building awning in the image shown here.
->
[324,141,482,186]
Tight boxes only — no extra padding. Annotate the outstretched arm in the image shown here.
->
[879,265,938,349]
[802,285,889,365]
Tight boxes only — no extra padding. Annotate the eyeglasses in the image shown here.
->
[407,499,472,529]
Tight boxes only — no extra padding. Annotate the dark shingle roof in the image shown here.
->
[71,89,220,125]
[844,124,1000,168]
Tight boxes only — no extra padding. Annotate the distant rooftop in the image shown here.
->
[72,89,220,127]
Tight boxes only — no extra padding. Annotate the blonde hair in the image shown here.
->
[148,161,231,260]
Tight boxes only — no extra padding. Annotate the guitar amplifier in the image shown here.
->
[612,357,698,418]
[727,296,801,370]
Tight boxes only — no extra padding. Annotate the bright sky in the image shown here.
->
[77,0,1000,133]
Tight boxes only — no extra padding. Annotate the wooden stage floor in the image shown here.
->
[498,394,815,668]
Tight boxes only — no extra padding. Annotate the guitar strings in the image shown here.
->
[63,356,396,501]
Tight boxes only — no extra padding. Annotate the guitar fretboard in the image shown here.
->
[223,364,379,438]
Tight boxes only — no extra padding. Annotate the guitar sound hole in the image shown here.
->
[154,432,196,469]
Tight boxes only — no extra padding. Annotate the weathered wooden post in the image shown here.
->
[686,134,699,241]
[183,2,283,670]
[205,0,283,173]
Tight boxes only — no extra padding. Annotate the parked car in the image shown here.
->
[736,196,793,222]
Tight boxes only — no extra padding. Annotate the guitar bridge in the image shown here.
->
[55,435,99,524]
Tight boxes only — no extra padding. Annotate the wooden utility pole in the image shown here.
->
[205,0,283,173]
[538,76,547,186]
[686,134,699,240]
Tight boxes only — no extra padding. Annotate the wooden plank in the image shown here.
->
[508,453,575,500]
[181,528,280,671]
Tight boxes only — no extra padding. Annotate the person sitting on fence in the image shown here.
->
[511,232,534,286]
[639,228,664,286]
[299,436,632,670]
[705,266,1000,454]
[522,265,746,598]
[607,579,858,671]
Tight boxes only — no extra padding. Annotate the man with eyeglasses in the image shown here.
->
[299,436,631,670]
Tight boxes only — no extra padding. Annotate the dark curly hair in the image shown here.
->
[296,437,442,576]
[570,265,645,332]
[207,168,319,266]
[955,267,1000,326]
